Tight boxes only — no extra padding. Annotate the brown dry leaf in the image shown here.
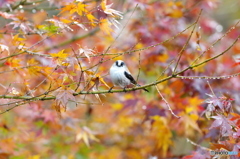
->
[54,87,76,117]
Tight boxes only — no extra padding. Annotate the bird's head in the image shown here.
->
[115,60,125,67]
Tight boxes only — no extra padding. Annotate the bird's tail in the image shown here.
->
[136,84,149,92]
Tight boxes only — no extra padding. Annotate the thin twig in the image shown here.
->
[173,9,202,73]
[72,47,84,92]
[136,51,141,82]
[156,59,175,81]
[186,138,211,151]
[176,72,240,80]
[155,85,181,118]
[191,20,240,66]
[207,81,216,97]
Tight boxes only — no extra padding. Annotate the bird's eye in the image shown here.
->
[116,61,124,67]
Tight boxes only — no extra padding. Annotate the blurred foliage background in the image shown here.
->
[0,0,239,159]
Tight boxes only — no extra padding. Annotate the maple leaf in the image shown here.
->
[99,18,113,35]
[83,71,109,103]
[78,46,95,63]
[77,2,87,16]
[210,115,234,137]
[59,2,87,16]
[59,3,77,15]
[151,116,172,157]
[204,94,234,118]
[11,34,26,46]
[8,15,33,34]
[50,49,68,63]
[76,126,99,147]
[86,12,97,26]
[85,71,110,89]
[27,58,42,75]
[54,87,76,117]
[46,18,73,31]
[0,44,10,54]
[100,0,123,30]
[101,0,123,18]
[4,57,21,67]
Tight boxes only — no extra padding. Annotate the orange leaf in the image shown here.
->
[5,58,21,67]
[168,9,183,18]
[210,143,230,151]
[59,3,77,15]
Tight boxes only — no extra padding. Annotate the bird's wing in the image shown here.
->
[124,71,137,85]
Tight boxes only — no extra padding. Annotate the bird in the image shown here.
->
[109,60,149,92]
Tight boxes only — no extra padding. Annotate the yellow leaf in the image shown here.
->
[99,76,110,88]
[77,3,87,16]
[67,154,74,159]
[61,62,70,67]
[11,34,25,46]
[111,103,123,110]
[85,70,94,75]
[189,97,203,107]
[167,1,175,7]
[12,34,25,42]
[27,58,39,65]
[61,18,72,24]
[135,43,144,49]
[5,58,21,67]
[59,3,77,15]
[87,13,97,26]
[189,113,199,121]
[158,53,169,62]
[101,0,107,11]
[28,155,40,159]
[186,97,203,114]
[99,19,113,35]
[118,116,133,129]
[28,66,42,75]
[175,1,183,7]
[186,107,194,114]
[169,9,183,18]
[125,94,134,100]
[151,116,172,157]
[50,49,68,60]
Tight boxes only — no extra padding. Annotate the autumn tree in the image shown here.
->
[0,0,239,158]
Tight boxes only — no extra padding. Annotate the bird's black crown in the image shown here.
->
[116,60,124,67]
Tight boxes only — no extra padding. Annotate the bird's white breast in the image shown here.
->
[110,66,131,88]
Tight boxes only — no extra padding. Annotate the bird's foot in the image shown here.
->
[108,86,114,93]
